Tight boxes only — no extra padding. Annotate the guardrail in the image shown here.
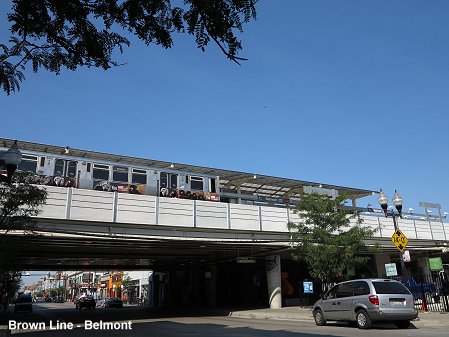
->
[38,186,449,240]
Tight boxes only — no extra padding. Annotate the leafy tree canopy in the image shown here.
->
[0,173,47,239]
[0,0,258,94]
[0,173,47,309]
[287,193,379,286]
[1,172,47,275]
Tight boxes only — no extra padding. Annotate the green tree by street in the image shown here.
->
[0,173,47,310]
[287,193,379,289]
[0,0,258,94]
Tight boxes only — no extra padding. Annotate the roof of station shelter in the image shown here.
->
[1,138,376,201]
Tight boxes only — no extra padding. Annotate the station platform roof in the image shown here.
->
[1,138,376,201]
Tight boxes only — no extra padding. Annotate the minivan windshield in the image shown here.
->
[373,281,411,294]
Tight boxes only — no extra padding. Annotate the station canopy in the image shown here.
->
[1,138,376,202]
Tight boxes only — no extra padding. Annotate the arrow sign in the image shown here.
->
[391,228,409,253]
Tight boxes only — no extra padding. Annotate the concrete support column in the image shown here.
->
[375,253,391,277]
[417,256,431,279]
[148,271,154,307]
[266,255,282,309]
[236,185,242,204]
[206,265,217,307]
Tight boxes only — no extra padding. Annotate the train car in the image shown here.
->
[1,148,220,202]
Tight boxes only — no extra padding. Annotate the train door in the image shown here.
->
[54,159,78,187]
[160,172,178,197]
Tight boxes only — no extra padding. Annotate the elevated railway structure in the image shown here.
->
[1,138,448,307]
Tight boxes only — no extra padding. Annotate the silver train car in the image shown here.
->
[2,148,220,202]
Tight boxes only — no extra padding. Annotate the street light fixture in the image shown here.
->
[378,189,407,279]
[0,140,22,184]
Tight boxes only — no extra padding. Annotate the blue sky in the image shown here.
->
[1,0,448,220]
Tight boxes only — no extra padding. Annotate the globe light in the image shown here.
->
[1,140,22,183]
[377,189,388,206]
[3,140,22,166]
[392,190,403,214]
[392,190,403,206]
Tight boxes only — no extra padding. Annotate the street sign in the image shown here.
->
[391,228,409,253]
[385,263,398,276]
[429,257,443,271]
[403,250,411,262]
[303,281,313,294]
[303,186,338,199]
[237,257,256,264]
[419,201,441,209]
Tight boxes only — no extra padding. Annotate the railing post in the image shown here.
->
[413,220,418,239]
[65,187,73,220]
[155,196,159,225]
[193,200,197,227]
[227,203,231,229]
[377,217,382,237]
[112,192,118,223]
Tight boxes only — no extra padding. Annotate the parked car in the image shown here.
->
[34,297,44,303]
[14,294,33,313]
[75,296,96,310]
[100,297,123,308]
[312,279,418,329]
[55,296,65,303]
[96,298,105,307]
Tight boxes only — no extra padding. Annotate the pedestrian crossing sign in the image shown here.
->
[391,228,409,253]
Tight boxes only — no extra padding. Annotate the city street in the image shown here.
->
[1,303,448,337]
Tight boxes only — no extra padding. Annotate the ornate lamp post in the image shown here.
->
[378,189,407,279]
[0,140,22,184]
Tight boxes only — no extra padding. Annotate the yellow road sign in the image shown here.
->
[391,228,409,253]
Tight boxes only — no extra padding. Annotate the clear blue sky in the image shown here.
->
[1,0,448,219]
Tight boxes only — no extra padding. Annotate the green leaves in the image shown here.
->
[0,172,47,237]
[1,0,258,94]
[288,193,378,283]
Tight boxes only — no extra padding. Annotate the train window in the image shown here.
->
[40,157,45,167]
[17,155,38,172]
[87,163,91,172]
[209,178,217,193]
[186,175,189,184]
[132,169,147,184]
[170,174,178,189]
[112,165,129,182]
[67,161,77,178]
[190,176,204,191]
[92,164,110,180]
[54,159,64,176]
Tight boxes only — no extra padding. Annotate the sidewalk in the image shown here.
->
[228,306,449,329]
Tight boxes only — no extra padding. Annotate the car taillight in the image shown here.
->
[368,295,379,305]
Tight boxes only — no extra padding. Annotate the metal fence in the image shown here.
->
[390,273,449,312]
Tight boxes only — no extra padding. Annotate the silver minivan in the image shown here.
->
[312,279,418,329]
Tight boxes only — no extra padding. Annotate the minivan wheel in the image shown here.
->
[356,309,372,329]
[313,309,326,326]
[395,320,411,329]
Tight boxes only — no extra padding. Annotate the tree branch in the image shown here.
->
[203,20,248,65]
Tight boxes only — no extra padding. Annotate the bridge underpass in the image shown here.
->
[8,228,291,271]
[6,214,299,308]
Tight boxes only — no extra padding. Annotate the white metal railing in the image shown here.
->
[38,186,449,241]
